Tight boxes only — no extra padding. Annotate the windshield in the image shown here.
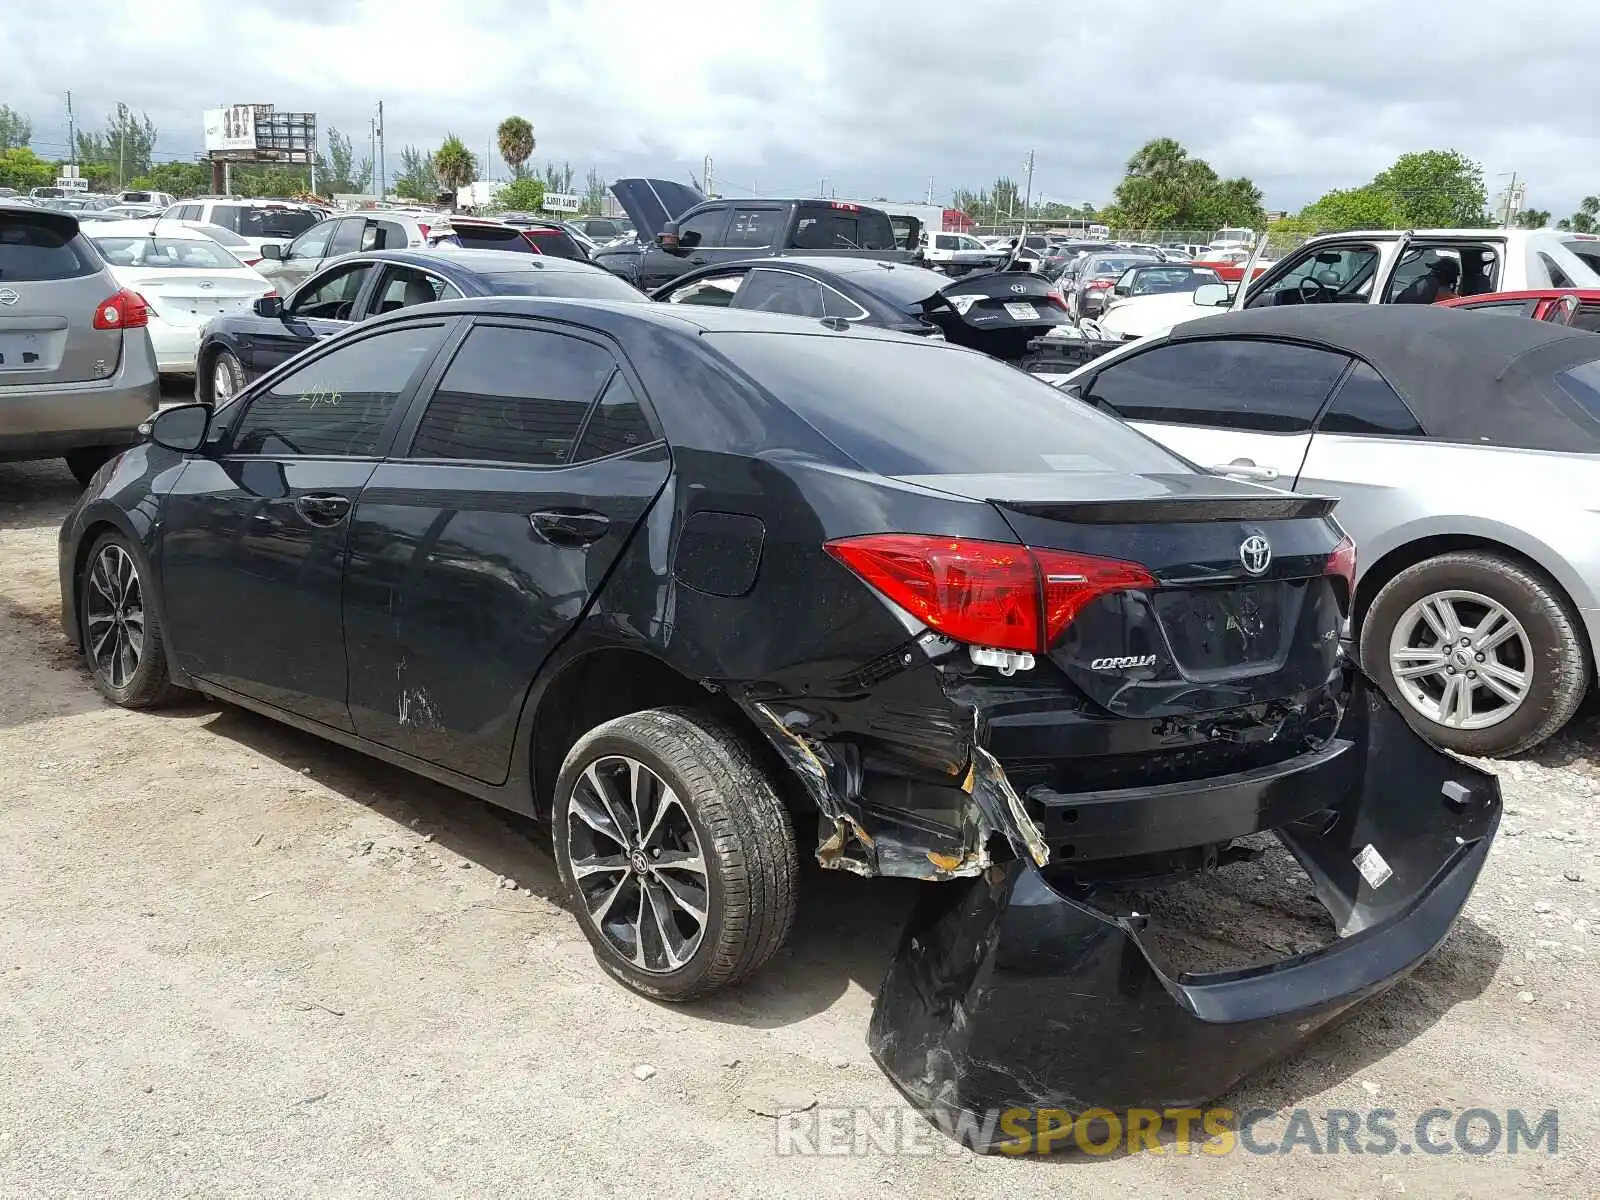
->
[237,208,319,238]
[92,236,244,269]
[482,270,648,301]
[1128,266,1221,294]
[1089,256,1151,277]
[703,331,1190,477]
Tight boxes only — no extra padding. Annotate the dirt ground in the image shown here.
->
[1,455,1595,1199]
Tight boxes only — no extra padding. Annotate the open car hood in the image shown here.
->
[609,178,706,241]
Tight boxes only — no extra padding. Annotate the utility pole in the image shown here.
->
[820,175,826,198]
[1501,170,1518,229]
[66,91,75,166]
[369,117,377,195]
[118,122,125,188]
[926,176,934,205]
[703,155,713,198]
[1022,149,1035,228]
[376,100,385,201]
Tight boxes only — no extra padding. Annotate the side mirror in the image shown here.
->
[656,221,682,254]
[260,243,283,261]
[1193,282,1229,307]
[253,295,284,318]
[140,402,211,453]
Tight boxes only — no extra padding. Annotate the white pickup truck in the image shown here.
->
[1094,227,1600,341]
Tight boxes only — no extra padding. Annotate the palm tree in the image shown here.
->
[497,116,534,180]
[434,134,476,203]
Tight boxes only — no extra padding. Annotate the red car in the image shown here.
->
[1439,288,1600,330]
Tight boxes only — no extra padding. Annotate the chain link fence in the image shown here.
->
[967,223,1317,259]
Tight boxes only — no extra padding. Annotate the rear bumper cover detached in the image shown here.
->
[867,675,1501,1152]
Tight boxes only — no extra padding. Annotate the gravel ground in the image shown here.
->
[0,456,1595,1198]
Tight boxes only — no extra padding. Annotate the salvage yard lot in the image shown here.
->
[0,457,1595,1198]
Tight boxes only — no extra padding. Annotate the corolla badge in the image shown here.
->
[1239,533,1272,575]
[1090,654,1157,670]
[0,288,18,306]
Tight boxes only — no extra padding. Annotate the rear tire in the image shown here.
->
[552,707,798,1000]
[1360,551,1587,757]
[79,531,179,709]
[64,447,116,488]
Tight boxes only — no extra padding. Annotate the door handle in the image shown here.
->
[529,509,610,545]
[294,493,352,526]
[688,255,707,265]
[1210,459,1280,482]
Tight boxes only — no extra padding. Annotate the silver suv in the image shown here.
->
[0,203,160,485]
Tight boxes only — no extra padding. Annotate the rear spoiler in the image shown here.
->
[994,494,1338,524]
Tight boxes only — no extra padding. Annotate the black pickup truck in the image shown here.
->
[591,178,917,291]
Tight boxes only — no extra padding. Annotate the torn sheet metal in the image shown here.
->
[868,673,1502,1153]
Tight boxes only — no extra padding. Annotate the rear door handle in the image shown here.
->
[294,493,352,526]
[529,509,611,545]
[1210,460,1280,482]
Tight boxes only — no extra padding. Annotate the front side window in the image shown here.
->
[1247,244,1381,307]
[285,222,334,262]
[1087,339,1349,433]
[290,264,372,320]
[326,217,366,257]
[676,207,729,250]
[666,274,746,306]
[410,326,616,466]
[727,208,782,249]
[230,324,447,457]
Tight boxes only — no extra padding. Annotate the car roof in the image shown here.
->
[1162,304,1600,452]
[85,219,215,240]
[338,248,607,275]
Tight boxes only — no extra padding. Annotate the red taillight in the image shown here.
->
[1046,290,1069,311]
[92,288,148,330]
[1327,534,1356,607]
[1087,279,1113,290]
[830,201,860,211]
[823,534,1154,654]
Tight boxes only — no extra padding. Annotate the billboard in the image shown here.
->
[542,192,581,213]
[204,105,258,152]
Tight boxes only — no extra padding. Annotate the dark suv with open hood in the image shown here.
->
[591,178,914,291]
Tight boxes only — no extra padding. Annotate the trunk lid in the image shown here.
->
[0,208,123,386]
[117,271,266,327]
[902,471,1346,718]
[609,178,707,240]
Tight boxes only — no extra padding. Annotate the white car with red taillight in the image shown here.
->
[87,222,274,376]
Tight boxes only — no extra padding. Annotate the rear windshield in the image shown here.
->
[0,216,100,280]
[518,227,588,260]
[704,332,1189,476]
[482,270,647,301]
[452,225,536,254]
[217,207,319,238]
[92,236,243,270]
[791,205,898,252]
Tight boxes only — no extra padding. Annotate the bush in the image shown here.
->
[498,177,545,212]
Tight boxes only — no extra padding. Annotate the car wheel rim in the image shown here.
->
[565,755,708,974]
[1388,589,1532,732]
[213,357,235,400]
[84,544,144,690]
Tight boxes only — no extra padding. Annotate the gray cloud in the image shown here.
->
[4,0,1597,216]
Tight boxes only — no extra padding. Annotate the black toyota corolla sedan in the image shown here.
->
[194,248,646,404]
[59,297,1498,1148]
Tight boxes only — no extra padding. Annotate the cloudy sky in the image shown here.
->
[5,0,1597,216]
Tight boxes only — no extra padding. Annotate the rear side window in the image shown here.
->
[410,325,615,466]
[791,205,897,252]
[1088,339,1348,433]
[573,372,657,460]
[1318,362,1425,437]
[704,332,1191,477]
[520,227,587,259]
[0,217,99,280]
[728,208,782,249]
[231,324,447,456]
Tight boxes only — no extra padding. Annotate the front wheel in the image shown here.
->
[1360,551,1587,757]
[553,707,799,1000]
[210,349,245,405]
[79,532,179,708]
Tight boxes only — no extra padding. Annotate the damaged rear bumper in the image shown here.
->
[866,678,1501,1152]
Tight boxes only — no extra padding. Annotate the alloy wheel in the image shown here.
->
[565,755,709,974]
[84,543,145,690]
[1388,589,1532,731]
[213,356,237,402]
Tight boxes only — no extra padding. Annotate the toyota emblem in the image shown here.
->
[1239,534,1272,576]
[0,288,18,306]
[1009,283,1026,293]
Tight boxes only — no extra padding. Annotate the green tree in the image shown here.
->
[393,145,440,201]
[1557,196,1599,233]
[497,116,535,179]
[1102,138,1263,233]
[1371,149,1489,227]
[321,126,371,194]
[0,147,54,190]
[0,106,31,153]
[540,160,575,195]
[76,104,158,185]
[1515,208,1551,229]
[434,134,476,196]
[582,167,606,215]
[130,160,210,197]
[497,177,545,212]
[1300,184,1405,231]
